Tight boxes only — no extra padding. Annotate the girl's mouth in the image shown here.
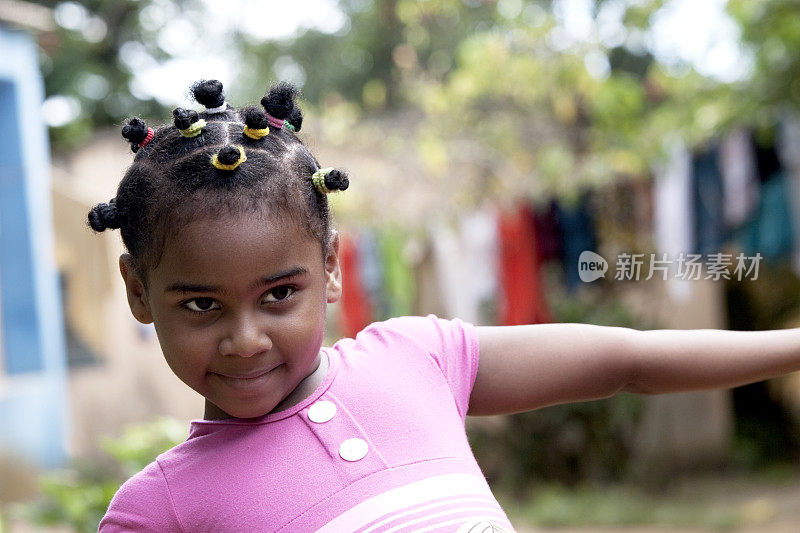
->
[213,365,281,390]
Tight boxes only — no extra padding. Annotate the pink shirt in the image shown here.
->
[98,315,514,532]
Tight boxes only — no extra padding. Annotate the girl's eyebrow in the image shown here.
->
[165,282,220,294]
[249,266,309,290]
[164,267,310,294]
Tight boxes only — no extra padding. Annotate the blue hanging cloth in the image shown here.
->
[692,145,727,255]
[555,193,597,291]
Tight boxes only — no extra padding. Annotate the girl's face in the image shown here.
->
[120,211,342,420]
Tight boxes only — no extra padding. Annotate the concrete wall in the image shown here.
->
[0,26,68,468]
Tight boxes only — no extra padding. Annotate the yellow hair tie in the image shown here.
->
[243,126,269,139]
[211,145,247,170]
[312,167,335,194]
[179,119,207,138]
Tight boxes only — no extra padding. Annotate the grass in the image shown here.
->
[495,483,745,531]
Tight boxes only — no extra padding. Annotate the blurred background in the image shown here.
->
[2,0,800,531]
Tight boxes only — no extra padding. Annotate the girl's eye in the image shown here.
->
[264,286,295,303]
[184,297,219,312]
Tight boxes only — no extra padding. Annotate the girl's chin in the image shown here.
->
[203,399,279,420]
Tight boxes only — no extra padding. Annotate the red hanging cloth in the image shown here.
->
[498,204,553,325]
[338,233,373,338]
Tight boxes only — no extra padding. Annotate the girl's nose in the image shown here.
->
[218,314,272,357]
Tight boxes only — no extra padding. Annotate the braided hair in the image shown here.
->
[89,80,349,280]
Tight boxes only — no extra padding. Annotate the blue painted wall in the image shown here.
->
[0,25,69,468]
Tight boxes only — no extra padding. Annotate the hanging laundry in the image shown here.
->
[410,238,448,319]
[653,140,694,302]
[778,114,800,170]
[593,180,648,260]
[497,203,552,325]
[719,128,759,229]
[738,140,795,262]
[692,144,726,255]
[754,138,782,183]
[459,208,499,326]
[556,193,597,292]
[631,178,655,248]
[777,114,800,274]
[532,200,563,263]
[379,228,415,319]
[338,232,373,338]
[357,230,386,320]
[429,207,500,325]
[739,173,793,261]
[430,220,467,321]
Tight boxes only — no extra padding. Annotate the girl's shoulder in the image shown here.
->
[340,314,479,379]
[334,315,477,362]
[339,315,480,422]
[355,314,476,344]
[98,458,183,532]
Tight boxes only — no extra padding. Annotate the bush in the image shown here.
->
[468,295,653,494]
[13,417,186,532]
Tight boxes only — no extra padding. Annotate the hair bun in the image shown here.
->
[287,106,303,132]
[244,106,269,129]
[121,118,148,152]
[88,199,120,232]
[217,145,242,165]
[192,79,225,109]
[173,107,200,130]
[325,169,349,191]
[260,81,299,120]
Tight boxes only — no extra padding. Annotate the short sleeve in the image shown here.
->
[360,315,480,420]
[98,460,183,533]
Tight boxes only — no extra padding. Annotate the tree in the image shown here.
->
[37,0,189,149]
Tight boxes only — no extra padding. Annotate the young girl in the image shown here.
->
[93,80,800,533]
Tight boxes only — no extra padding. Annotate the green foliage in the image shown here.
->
[728,0,800,115]
[20,473,120,533]
[43,0,800,186]
[13,418,186,532]
[236,0,500,109]
[498,482,740,529]
[38,0,191,150]
[470,393,644,491]
[100,417,187,478]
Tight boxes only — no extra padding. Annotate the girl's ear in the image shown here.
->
[119,255,154,324]
[324,231,342,304]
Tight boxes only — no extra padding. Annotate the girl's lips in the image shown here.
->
[213,365,281,390]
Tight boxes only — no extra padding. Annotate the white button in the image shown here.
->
[308,400,337,423]
[339,438,368,461]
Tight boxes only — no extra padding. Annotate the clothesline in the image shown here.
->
[333,121,800,338]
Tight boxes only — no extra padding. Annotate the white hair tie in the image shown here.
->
[204,102,228,114]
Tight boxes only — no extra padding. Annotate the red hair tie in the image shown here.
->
[264,112,284,129]
[138,127,154,148]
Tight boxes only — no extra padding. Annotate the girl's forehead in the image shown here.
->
[141,195,327,276]
[173,205,309,237]
[151,213,326,283]
[174,211,314,248]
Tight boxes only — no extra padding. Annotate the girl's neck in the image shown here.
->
[203,351,329,421]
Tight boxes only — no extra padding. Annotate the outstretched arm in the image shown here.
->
[468,324,800,416]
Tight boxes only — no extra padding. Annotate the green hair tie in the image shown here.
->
[284,120,296,132]
[179,119,207,138]
[312,167,335,194]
